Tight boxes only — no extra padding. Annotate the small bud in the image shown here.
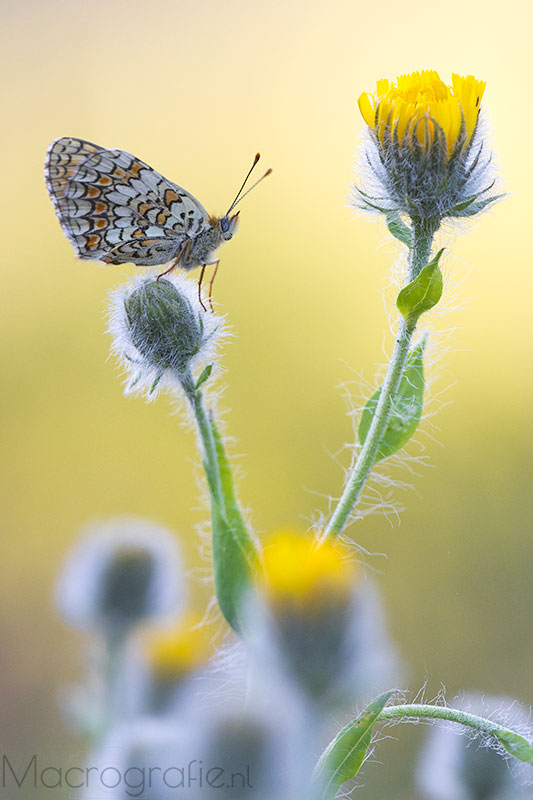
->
[56,517,183,635]
[134,613,215,713]
[125,279,203,372]
[85,718,188,799]
[173,665,313,800]
[107,273,225,399]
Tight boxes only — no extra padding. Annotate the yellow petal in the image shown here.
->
[361,70,486,160]
[357,92,376,127]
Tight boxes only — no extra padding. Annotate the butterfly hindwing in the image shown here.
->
[45,137,211,265]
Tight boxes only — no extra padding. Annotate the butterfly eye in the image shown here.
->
[220,217,230,233]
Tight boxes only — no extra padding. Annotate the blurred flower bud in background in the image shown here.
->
[173,660,315,800]
[416,693,532,800]
[82,717,188,799]
[131,612,216,714]
[245,530,400,711]
[56,517,183,635]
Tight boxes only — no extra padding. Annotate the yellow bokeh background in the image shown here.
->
[1,0,532,794]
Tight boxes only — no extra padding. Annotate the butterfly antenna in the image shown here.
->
[226,153,272,215]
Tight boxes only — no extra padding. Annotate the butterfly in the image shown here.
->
[44,137,271,310]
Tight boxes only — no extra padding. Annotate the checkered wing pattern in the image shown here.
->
[44,137,211,266]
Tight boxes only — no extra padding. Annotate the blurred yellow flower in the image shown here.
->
[261,530,358,609]
[358,70,486,158]
[142,613,214,682]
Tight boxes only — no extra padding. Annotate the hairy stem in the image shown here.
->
[379,703,512,736]
[180,368,223,507]
[322,218,436,540]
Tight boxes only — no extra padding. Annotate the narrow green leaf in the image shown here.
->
[494,730,533,764]
[353,186,391,213]
[396,249,444,323]
[451,193,505,217]
[386,212,412,247]
[149,373,163,394]
[195,363,213,390]
[451,194,484,213]
[208,417,260,632]
[313,690,394,798]
[128,372,142,390]
[357,197,390,213]
[450,180,496,213]
[358,340,426,462]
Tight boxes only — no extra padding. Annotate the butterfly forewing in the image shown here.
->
[45,137,211,266]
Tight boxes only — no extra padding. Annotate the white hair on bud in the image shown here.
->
[56,516,183,632]
[106,272,230,403]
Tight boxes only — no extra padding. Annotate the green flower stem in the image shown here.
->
[180,368,224,507]
[379,703,513,737]
[93,630,130,745]
[179,367,259,632]
[322,219,436,540]
[408,217,437,282]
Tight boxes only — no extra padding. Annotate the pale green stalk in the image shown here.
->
[323,218,437,540]
[179,367,258,632]
[179,367,223,506]
[378,702,519,739]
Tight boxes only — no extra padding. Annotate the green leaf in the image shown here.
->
[396,249,444,323]
[208,417,260,633]
[358,340,426,462]
[313,690,394,799]
[386,212,412,247]
[450,193,505,217]
[195,363,213,390]
[149,373,163,395]
[353,184,391,214]
[494,730,533,764]
[128,372,142,390]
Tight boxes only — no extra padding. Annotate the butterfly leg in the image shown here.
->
[197,264,208,312]
[156,239,191,280]
[207,260,220,312]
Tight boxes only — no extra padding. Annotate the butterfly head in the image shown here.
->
[218,211,240,241]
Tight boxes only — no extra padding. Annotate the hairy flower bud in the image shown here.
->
[56,517,183,634]
[125,280,203,373]
[355,70,501,225]
[173,665,313,800]
[108,273,225,399]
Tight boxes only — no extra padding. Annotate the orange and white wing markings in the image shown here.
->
[44,137,211,266]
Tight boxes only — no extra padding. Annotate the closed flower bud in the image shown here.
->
[108,273,225,399]
[174,665,313,800]
[56,517,183,635]
[82,717,188,800]
[355,70,501,225]
[126,279,203,372]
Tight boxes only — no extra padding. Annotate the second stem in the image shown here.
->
[323,218,436,540]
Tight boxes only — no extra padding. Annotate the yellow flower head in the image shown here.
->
[142,613,214,683]
[358,70,486,159]
[353,70,499,222]
[261,530,358,611]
